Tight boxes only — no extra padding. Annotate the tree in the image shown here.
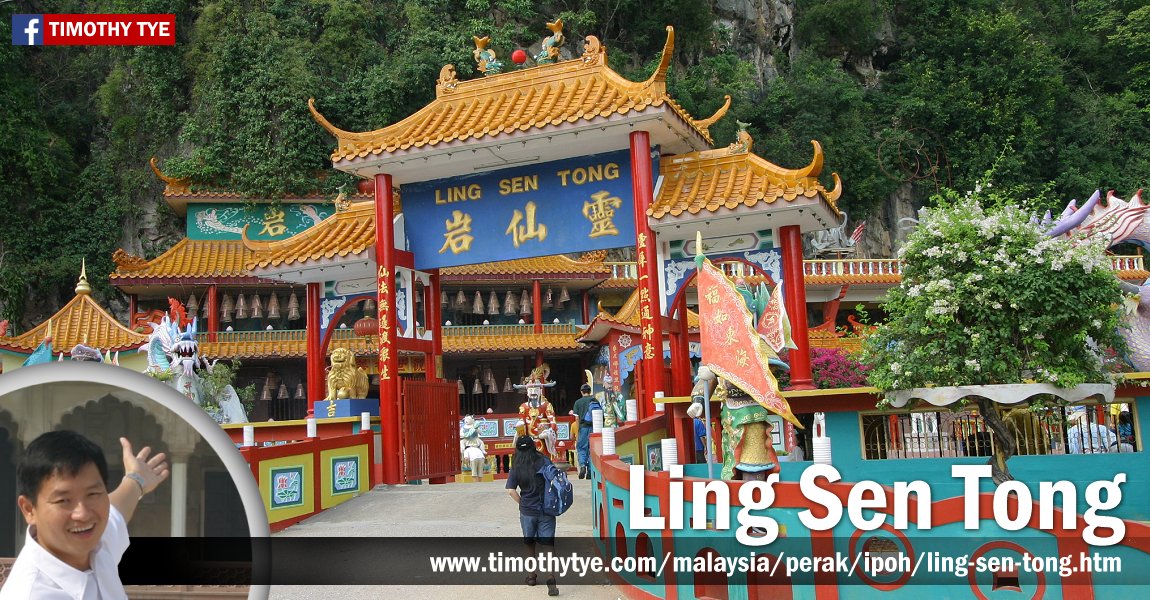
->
[861,181,1126,482]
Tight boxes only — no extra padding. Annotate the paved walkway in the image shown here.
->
[268,478,624,600]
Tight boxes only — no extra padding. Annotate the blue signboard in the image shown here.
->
[402,150,652,269]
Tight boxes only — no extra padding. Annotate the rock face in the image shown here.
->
[857,183,920,259]
[715,0,797,84]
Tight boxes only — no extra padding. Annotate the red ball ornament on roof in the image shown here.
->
[511,49,528,65]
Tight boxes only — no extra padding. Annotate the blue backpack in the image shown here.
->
[538,461,574,517]
[582,399,602,424]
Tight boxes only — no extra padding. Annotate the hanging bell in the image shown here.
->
[520,289,532,315]
[220,294,234,323]
[473,290,485,314]
[186,293,199,315]
[235,294,248,319]
[278,383,289,400]
[294,382,305,400]
[504,290,518,315]
[455,290,467,309]
[267,294,281,319]
[250,295,263,319]
[472,378,483,394]
[441,290,449,309]
[558,286,571,305]
[363,298,376,315]
[202,296,210,318]
[457,379,466,394]
[261,385,272,402]
[488,291,500,315]
[544,288,553,306]
[287,291,301,320]
[503,377,513,393]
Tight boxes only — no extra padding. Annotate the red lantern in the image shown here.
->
[353,316,379,336]
[511,49,528,64]
[357,178,375,194]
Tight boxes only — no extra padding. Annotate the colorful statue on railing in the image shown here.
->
[515,363,558,459]
[1047,189,1150,369]
[689,368,782,481]
[534,19,565,64]
[325,347,369,400]
[688,236,798,481]
[143,301,248,424]
[460,415,488,479]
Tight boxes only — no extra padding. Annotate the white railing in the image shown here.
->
[1110,255,1145,272]
[804,259,902,278]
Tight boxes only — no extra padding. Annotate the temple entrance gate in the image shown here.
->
[401,379,459,482]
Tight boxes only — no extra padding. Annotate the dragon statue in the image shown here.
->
[1047,189,1150,370]
[142,303,248,424]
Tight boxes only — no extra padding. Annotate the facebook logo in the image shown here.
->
[12,14,44,46]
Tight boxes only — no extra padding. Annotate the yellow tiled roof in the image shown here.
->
[245,201,375,270]
[442,251,611,278]
[650,141,843,219]
[111,239,258,281]
[199,334,376,360]
[0,294,148,354]
[580,287,699,342]
[309,28,726,162]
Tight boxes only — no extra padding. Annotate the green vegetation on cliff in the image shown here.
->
[0,0,1147,325]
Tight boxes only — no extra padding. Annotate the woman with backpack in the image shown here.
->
[507,435,561,596]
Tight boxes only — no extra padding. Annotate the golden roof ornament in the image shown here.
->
[148,157,191,194]
[75,259,92,296]
[534,19,565,64]
[581,35,605,64]
[727,120,753,154]
[473,36,504,76]
[333,184,352,212]
[436,64,459,97]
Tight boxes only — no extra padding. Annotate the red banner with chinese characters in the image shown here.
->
[377,265,393,382]
[697,257,800,426]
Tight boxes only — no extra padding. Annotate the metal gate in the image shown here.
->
[401,379,460,480]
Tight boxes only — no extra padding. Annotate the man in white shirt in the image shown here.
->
[1,430,170,599]
[1066,413,1117,454]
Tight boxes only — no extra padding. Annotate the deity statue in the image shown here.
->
[689,367,782,481]
[460,415,488,479]
[514,363,558,459]
[600,390,627,428]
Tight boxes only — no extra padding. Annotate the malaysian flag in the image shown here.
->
[850,221,866,244]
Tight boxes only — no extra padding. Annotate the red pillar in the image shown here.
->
[630,130,664,417]
[533,279,544,367]
[581,291,590,325]
[780,225,814,390]
[429,270,443,380]
[672,292,692,396]
[206,286,218,343]
[128,294,137,327]
[306,283,324,404]
[375,173,403,484]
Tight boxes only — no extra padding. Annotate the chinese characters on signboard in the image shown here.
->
[403,150,654,269]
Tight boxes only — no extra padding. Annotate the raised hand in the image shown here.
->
[120,437,170,494]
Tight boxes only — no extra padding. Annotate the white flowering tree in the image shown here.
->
[862,194,1126,482]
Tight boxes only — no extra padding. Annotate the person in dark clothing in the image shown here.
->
[570,385,594,479]
[506,436,559,596]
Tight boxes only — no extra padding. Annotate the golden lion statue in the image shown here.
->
[325,347,369,400]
